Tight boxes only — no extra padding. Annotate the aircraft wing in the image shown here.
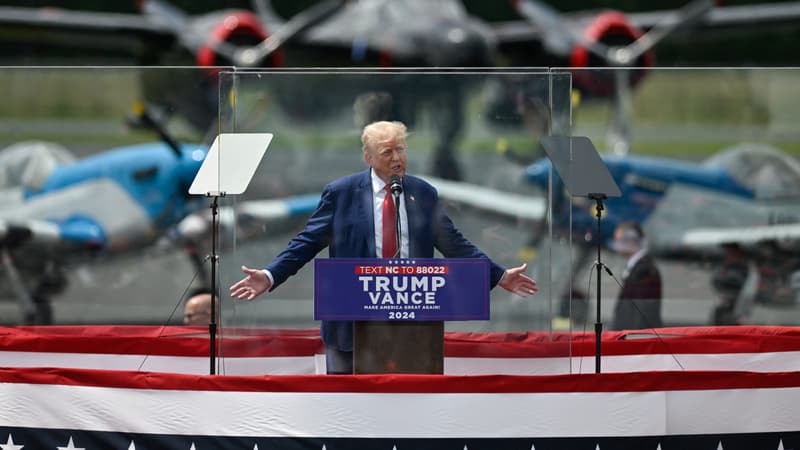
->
[0,6,174,52]
[492,1,800,46]
[227,179,546,227]
[643,182,800,256]
[174,179,546,244]
[173,194,322,243]
[421,176,546,223]
[231,194,322,225]
[680,222,800,249]
[627,2,800,33]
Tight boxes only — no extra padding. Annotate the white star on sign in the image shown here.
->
[128,442,136,450]
[0,435,23,450]
[57,437,84,450]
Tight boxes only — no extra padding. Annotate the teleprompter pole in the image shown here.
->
[589,193,607,374]
[207,192,225,375]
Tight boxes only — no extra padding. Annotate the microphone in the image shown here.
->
[389,174,403,197]
[388,174,402,258]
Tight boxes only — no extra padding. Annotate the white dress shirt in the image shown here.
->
[264,169,411,285]
[371,169,409,258]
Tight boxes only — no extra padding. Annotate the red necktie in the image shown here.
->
[382,185,397,258]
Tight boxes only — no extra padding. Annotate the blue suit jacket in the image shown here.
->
[266,169,506,351]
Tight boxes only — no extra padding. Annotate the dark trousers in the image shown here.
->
[325,346,353,374]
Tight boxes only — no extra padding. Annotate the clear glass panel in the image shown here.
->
[563,67,800,332]
[0,66,213,326]
[219,69,575,373]
[16,66,800,374]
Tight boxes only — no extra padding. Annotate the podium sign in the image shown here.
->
[314,258,490,321]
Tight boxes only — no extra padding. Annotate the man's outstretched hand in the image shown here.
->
[229,265,272,300]
[498,263,538,297]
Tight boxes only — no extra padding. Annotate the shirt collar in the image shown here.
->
[627,247,648,271]
[370,168,388,194]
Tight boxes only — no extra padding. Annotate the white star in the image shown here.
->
[128,442,136,450]
[189,444,196,450]
[57,437,84,450]
[778,439,784,450]
[717,441,724,450]
[253,445,258,450]
[0,435,23,450]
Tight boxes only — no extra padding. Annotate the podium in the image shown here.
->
[353,321,444,374]
[314,258,491,374]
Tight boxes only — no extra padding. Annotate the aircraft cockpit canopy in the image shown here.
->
[0,141,76,192]
[704,143,800,200]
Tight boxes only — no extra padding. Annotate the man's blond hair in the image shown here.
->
[361,121,407,153]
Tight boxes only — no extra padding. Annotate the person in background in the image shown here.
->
[610,221,663,330]
[183,288,213,326]
[229,120,538,374]
[710,243,750,325]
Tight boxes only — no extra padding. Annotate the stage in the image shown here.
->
[1,326,799,448]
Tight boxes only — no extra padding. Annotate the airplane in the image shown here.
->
[0,117,321,325]
[6,0,800,179]
[419,139,800,327]
[3,0,800,327]
[521,142,800,249]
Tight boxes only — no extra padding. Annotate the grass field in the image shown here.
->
[1,67,800,159]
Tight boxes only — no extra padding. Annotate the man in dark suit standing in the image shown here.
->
[610,221,662,331]
[230,120,538,374]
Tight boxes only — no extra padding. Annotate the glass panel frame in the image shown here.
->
[217,68,575,374]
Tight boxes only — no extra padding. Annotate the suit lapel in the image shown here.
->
[358,169,376,257]
[404,177,421,257]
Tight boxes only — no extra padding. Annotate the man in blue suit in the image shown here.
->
[230,121,538,373]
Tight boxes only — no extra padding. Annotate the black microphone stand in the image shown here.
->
[393,189,402,258]
[390,175,403,258]
[588,193,607,374]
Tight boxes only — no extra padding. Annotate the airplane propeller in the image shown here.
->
[238,0,347,66]
[512,0,715,155]
[138,0,346,68]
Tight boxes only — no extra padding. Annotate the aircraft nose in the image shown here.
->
[424,24,495,66]
[525,159,552,187]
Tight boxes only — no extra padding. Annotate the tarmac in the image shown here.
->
[1,114,799,329]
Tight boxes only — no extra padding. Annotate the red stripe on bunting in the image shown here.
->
[2,366,800,394]
[0,326,323,357]
[2,325,800,358]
